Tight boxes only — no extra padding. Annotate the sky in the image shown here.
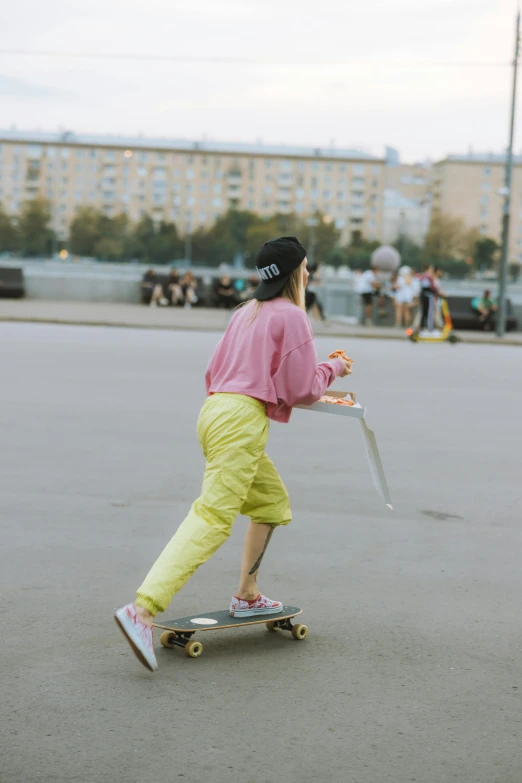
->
[1,0,521,162]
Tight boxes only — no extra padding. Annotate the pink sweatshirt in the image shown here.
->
[205,298,345,423]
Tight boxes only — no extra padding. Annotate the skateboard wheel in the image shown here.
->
[266,621,277,631]
[291,624,308,640]
[160,631,178,649]
[185,640,203,658]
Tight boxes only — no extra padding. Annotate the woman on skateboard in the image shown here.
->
[115,237,352,671]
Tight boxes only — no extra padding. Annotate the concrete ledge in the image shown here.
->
[1,299,521,345]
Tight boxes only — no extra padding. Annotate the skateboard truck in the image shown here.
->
[265,617,308,638]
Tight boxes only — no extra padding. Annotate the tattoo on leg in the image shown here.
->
[248,526,275,575]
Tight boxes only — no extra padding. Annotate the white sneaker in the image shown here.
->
[229,593,283,617]
[115,603,158,672]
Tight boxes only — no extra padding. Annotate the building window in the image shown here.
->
[295,202,304,212]
[481,183,490,192]
[352,177,365,187]
[46,147,56,158]
[323,190,331,199]
[138,153,148,163]
[280,160,292,171]
[481,195,489,206]
[214,184,222,194]
[353,164,365,174]
[138,167,146,177]
[265,160,272,169]
[212,197,222,207]
[186,169,194,179]
[201,183,208,193]
[264,186,272,195]
[61,149,69,159]
[483,167,491,177]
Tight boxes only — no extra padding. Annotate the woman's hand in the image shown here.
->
[339,358,353,377]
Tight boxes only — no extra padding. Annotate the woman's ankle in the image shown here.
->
[134,603,154,626]
[237,589,259,602]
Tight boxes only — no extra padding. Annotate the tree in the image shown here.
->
[309,213,341,265]
[245,213,301,257]
[191,209,264,266]
[94,213,130,261]
[18,198,53,257]
[130,215,156,260]
[460,227,481,260]
[474,237,499,270]
[0,206,19,252]
[69,207,102,257]
[149,220,182,263]
[423,212,467,260]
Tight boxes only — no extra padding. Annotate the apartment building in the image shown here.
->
[0,130,385,245]
[382,150,432,246]
[433,153,522,264]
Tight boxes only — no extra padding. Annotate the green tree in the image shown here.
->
[130,214,156,260]
[309,213,341,265]
[0,206,19,252]
[474,237,499,270]
[18,198,53,256]
[192,209,264,266]
[93,236,126,261]
[149,220,182,263]
[94,213,130,261]
[69,207,101,256]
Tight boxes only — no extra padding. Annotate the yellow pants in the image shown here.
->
[135,393,292,616]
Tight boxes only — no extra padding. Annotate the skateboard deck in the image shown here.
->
[153,605,305,658]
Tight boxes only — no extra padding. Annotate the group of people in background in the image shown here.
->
[142,269,199,309]
[142,264,497,333]
[357,264,497,333]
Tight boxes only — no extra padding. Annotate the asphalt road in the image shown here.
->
[1,323,521,783]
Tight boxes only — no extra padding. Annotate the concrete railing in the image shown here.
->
[1,258,521,326]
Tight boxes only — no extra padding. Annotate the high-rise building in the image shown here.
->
[433,153,522,264]
[0,130,385,245]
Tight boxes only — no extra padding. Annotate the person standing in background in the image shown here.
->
[356,264,381,325]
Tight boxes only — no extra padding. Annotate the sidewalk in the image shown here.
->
[1,299,521,345]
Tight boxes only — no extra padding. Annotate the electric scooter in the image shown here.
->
[406,297,460,344]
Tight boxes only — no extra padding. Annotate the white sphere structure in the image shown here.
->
[371,245,401,273]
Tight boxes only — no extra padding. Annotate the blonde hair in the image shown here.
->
[245,261,306,322]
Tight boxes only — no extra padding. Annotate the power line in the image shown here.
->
[0,48,511,67]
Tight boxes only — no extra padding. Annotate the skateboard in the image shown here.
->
[153,605,306,658]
